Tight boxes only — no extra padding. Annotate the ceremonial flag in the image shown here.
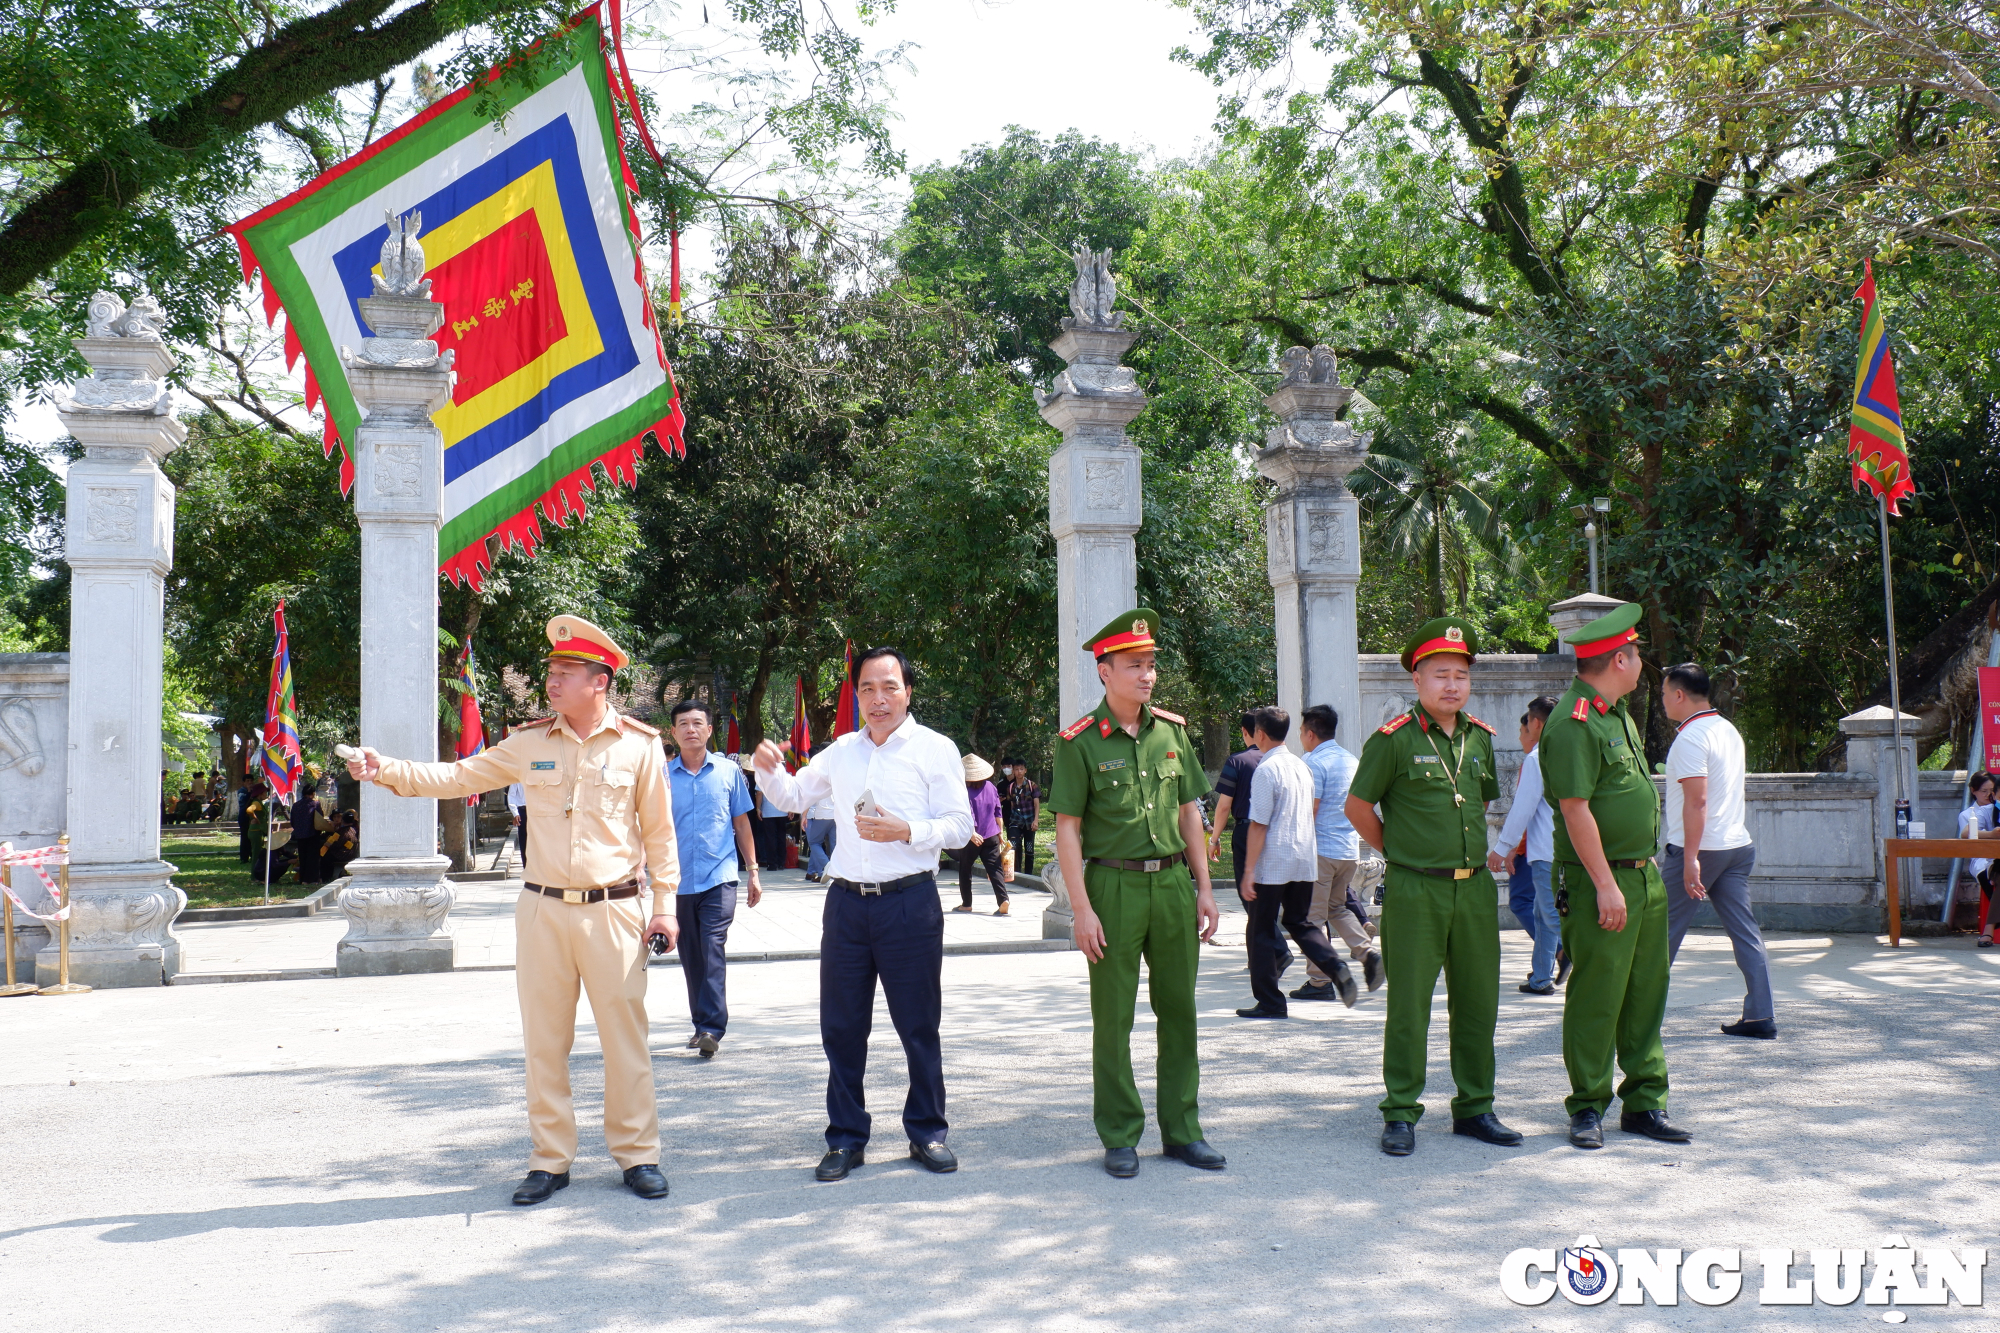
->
[788,675,812,773]
[725,694,740,755]
[261,602,303,803]
[455,639,487,808]
[1849,259,1916,516]
[832,641,861,738]
[225,8,684,589]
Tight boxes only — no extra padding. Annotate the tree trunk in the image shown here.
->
[741,631,779,748]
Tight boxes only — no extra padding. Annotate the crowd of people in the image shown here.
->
[158,766,360,887]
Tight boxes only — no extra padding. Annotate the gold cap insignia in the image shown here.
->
[554,624,572,641]
[1445,625,1464,642]
[1133,618,1148,635]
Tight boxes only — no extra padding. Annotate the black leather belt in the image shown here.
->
[1088,852,1186,873]
[1555,859,1654,871]
[1394,863,1477,880]
[527,878,640,904]
[833,871,935,896]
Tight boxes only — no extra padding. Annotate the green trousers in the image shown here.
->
[1557,861,1671,1116]
[1084,861,1202,1148]
[1379,865,1500,1123]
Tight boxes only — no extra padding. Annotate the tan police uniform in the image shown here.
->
[371,618,679,1174]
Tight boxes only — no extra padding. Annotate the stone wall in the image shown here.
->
[0,653,69,971]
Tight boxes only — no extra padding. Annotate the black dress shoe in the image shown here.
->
[1104,1147,1139,1178]
[1290,980,1337,1001]
[1555,947,1573,985]
[1363,949,1384,992]
[1519,980,1555,995]
[1331,961,1359,1008]
[623,1164,670,1198]
[1380,1121,1415,1156]
[815,1147,864,1181]
[1620,1109,1692,1143]
[1235,1005,1288,1018]
[511,1169,569,1205]
[697,1033,720,1058]
[1720,1018,1777,1039]
[1452,1113,1524,1146]
[1163,1139,1226,1169]
[909,1140,958,1172]
[1568,1109,1603,1149]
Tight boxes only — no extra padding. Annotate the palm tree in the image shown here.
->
[1351,409,1521,618]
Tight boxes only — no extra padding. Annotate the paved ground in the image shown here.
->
[4,928,1996,1331]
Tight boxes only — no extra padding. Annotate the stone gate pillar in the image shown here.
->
[1256,347,1368,751]
[50,292,186,987]
[1038,248,1146,724]
[336,214,456,976]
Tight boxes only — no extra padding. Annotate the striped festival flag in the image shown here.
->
[1849,259,1916,516]
[788,675,812,772]
[261,601,304,802]
[455,639,487,807]
[832,641,861,738]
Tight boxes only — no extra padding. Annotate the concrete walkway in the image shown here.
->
[3,927,1996,1331]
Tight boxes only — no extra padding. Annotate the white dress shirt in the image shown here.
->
[756,715,972,883]
[1663,712,1753,851]
[1492,745,1555,864]
[1246,747,1320,884]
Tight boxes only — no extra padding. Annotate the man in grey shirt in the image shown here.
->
[1237,707,1360,1017]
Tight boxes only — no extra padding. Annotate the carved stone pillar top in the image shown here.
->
[55,291,186,458]
[1547,592,1626,656]
[1036,247,1147,437]
[1255,345,1367,491]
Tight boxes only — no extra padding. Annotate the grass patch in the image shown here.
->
[165,828,316,908]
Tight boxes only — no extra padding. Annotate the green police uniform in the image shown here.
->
[1048,611,1214,1150]
[1346,618,1503,1124]
[1538,603,1672,1118]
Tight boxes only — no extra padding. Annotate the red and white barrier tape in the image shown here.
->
[0,843,70,921]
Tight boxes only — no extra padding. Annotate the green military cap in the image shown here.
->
[1563,601,1643,660]
[1087,608,1161,658]
[1400,616,1481,672]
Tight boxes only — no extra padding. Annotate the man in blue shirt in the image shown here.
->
[666,700,760,1057]
[1294,704,1382,1001]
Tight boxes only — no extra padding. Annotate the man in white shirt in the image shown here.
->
[1488,696,1562,994]
[753,647,973,1181]
[1237,708,1360,1017]
[1293,703,1376,1002]
[1659,663,1773,1039]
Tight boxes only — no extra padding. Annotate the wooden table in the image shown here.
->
[1882,838,1993,946]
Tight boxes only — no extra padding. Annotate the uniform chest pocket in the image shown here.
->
[1602,737,1633,775]
[1408,755,1445,782]
[522,770,565,814]
[1152,760,1181,794]
[593,767,637,815]
[1091,765,1139,811]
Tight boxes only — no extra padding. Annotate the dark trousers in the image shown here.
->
[1507,851,1537,941]
[512,810,527,861]
[1007,822,1037,874]
[237,816,252,862]
[1233,828,1291,967]
[953,839,1008,906]
[820,877,946,1149]
[1247,880,1350,1012]
[676,883,738,1037]
[294,834,322,885]
[755,813,789,869]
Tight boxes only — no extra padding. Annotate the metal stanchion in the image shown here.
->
[0,863,38,997]
[37,834,90,996]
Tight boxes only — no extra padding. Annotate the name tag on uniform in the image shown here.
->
[531,761,556,771]
[1414,755,1440,764]
[1609,737,1626,748]
[1097,759,1128,772]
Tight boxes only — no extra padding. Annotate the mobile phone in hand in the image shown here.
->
[854,787,878,819]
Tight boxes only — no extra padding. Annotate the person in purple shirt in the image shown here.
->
[950,753,1010,916]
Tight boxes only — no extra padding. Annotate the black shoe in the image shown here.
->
[1720,1018,1777,1039]
[698,1033,720,1059]
[1235,1005,1288,1019]
[1363,949,1384,992]
[511,1169,569,1205]
[815,1147,864,1181]
[623,1164,669,1199]
[1104,1147,1139,1178]
[1163,1139,1226,1169]
[1380,1121,1415,1156]
[1568,1109,1603,1150]
[1331,960,1359,1008]
[1555,947,1573,985]
[909,1140,958,1173]
[684,1033,701,1049]
[1452,1113,1524,1146]
[1619,1109,1692,1143]
[1519,980,1556,995]
[1289,981,1337,1001]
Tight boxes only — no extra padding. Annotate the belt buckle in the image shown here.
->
[856,882,881,896]
[1454,868,1473,881]
[562,889,584,904]
[1142,858,1162,873]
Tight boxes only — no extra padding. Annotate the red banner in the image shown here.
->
[1980,667,2000,773]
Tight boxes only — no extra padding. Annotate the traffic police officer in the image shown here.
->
[347,615,682,1204]
[1345,617,1522,1156]
[1050,609,1224,1178]
[1539,601,1691,1149]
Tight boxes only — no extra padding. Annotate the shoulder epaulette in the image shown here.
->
[617,715,661,737]
[1059,716,1094,741]
[528,714,561,729]
[1570,697,1590,722]
[1151,706,1186,725]
[1465,713,1496,735]
[1377,713,1412,735]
